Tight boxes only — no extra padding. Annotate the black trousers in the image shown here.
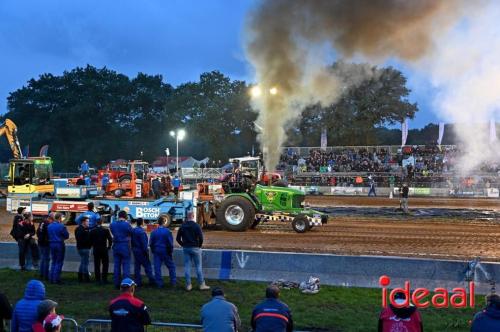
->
[93,248,109,282]
[18,239,39,268]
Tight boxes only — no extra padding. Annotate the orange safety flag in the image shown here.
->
[355,176,363,184]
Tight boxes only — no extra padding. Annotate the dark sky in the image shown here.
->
[0,0,437,128]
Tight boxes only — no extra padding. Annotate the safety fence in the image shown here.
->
[282,144,457,156]
[17,318,312,332]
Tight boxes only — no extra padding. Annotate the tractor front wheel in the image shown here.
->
[292,215,310,233]
[216,196,255,232]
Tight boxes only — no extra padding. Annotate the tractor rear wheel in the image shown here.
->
[159,214,171,227]
[216,196,255,231]
[292,215,310,233]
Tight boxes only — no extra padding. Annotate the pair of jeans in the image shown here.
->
[78,249,91,274]
[18,239,39,269]
[152,251,176,287]
[39,245,50,279]
[49,242,65,283]
[182,247,204,286]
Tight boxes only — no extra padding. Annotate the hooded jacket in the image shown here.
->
[11,280,45,332]
[471,304,500,332]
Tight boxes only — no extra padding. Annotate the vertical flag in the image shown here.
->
[39,145,49,157]
[320,128,327,151]
[437,122,445,146]
[401,118,409,147]
[490,119,497,143]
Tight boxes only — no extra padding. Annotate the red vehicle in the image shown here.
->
[98,160,152,198]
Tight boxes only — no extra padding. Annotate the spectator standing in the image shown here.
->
[36,214,53,281]
[80,160,89,175]
[131,219,155,287]
[251,285,293,332]
[89,219,113,284]
[400,182,410,214]
[47,213,69,284]
[172,175,181,197]
[471,293,500,332]
[76,202,101,229]
[110,211,133,289]
[368,176,377,197]
[10,207,27,270]
[150,216,176,288]
[31,300,57,332]
[109,278,151,332]
[101,173,110,190]
[176,211,209,291]
[378,292,422,332]
[75,217,92,283]
[11,280,45,332]
[0,291,12,332]
[151,178,161,199]
[21,213,39,270]
[201,287,241,332]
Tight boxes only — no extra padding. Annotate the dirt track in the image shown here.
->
[1,196,499,261]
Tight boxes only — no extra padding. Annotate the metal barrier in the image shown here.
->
[63,317,80,332]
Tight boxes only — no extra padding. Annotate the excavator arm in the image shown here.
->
[0,119,23,159]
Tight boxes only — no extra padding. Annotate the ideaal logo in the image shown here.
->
[380,275,475,309]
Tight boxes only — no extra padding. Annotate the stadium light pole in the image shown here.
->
[170,129,186,173]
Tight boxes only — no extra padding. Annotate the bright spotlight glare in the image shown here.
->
[250,86,262,98]
[269,87,278,95]
[177,129,186,140]
[169,131,175,137]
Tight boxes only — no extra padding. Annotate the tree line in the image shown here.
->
[0,64,447,171]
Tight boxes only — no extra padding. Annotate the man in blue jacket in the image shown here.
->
[131,218,155,287]
[11,279,45,332]
[110,210,133,289]
[471,293,500,332]
[251,286,293,332]
[201,287,241,332]
[76,202,101,229]
[149,215,176,288]
[47,213,69,284]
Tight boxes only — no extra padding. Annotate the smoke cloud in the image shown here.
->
[244,0,472,170]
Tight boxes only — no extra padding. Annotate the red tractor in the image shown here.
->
[99,160,152,198]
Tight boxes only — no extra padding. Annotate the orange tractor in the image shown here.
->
[100,160,152,198]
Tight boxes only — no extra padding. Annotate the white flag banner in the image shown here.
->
[401,118,409,146]
[437,122,445,146]
[490,119,497,143]
[320,128,327,151]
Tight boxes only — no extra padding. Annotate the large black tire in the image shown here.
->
[113,188,125,198]
[292,215,310,233]
[216,196,255,231]
[159,214,172,227]
[118,174,132,183]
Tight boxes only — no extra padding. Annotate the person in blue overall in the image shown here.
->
[149,215,176,288]
[131,218,155,287]
[47,213,69,284]
[110,210,133,289]
[172,175,181,197]
[76,202,101,229]
[80,160,89,175]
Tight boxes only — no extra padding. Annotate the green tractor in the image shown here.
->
[202,156,327,233]
[215,184,328,233]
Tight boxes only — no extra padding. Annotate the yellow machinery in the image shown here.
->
[0,119,54,197]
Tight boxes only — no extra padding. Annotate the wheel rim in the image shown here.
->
[225,205,245,225]
[295,220,306,231]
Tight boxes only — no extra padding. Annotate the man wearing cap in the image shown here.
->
[150,215,176,288]
[89,218,113,284]
[109,278,151,332]
[131,218,155,287]
[11,280,46,332]
[32,299,57,332]
[76,202,101,229]
[36,213,53,281]
[110,210,133,289]
[47,213,69,284]
[251,286,293,332]
[471,293,500,331]
[201,287,241,332]
[378,291,423,332]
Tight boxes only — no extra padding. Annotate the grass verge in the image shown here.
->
[0,268,481,331]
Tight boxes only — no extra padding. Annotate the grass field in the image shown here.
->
[0,268,482,331]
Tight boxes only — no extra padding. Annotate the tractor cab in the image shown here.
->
[8,157,54,197]
[228,156,282,186]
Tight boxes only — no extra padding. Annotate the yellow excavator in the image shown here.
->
[0,119,54,197]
